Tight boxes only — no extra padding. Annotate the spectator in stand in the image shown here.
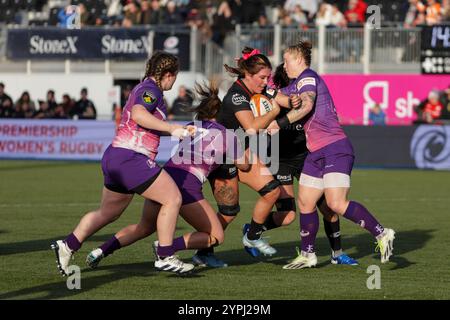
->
[416,90,443,123]
[442,0,450,22]
[34,100,54,119]
[211,1,234,47]
[139,0,153,24]
[186,8,212,44]
[79,3,94,27]
[15,91,36,116]
[329,4,347,27]
[47,89,58,111]
[425,0,442,25]
[106,0,124,24]
[164,1,184,24]
[439,85,450,120]
[168,85,193,120]
[369,104,386,126]
[284,0,319,22]
[58,5,78,28]
[315,2,332,26]
[291,4,308,26]
[71,88,97,120]
[149,0,164,25]
[124,1,141,25]
[60,93,75,116]
[344,0,367,25]
[404,0,422,28]
[0,82,14,118]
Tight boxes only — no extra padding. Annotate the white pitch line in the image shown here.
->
[0,198,448,208]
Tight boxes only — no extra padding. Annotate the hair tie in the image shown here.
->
[242,49,261,60]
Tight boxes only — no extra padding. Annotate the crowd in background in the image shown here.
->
[0,83,97,119]
[2,1,450,48]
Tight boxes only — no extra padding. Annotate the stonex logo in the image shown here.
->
[29,36,78,54]
[101,35,150,54]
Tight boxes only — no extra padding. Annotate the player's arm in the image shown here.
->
[275,91,316,129]
[235,105,280,133]
[273,92,293,109]
[131,105,195,138]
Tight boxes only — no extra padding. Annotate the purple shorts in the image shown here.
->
[302,138,355,179]
[101,145,162,194]
[164,166,204,205]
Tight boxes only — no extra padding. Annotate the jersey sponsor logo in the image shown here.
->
[277,174,292,182]
[142,91,156,105]
[296,77,316,91]
[231,93,248,105]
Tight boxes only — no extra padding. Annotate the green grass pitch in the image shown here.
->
[1,160,449,299]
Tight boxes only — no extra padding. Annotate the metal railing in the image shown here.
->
[0,24,424,77]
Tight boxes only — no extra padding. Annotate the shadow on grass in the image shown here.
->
[216,229,434,271]
[0,259,205,300]
[0,234,116,256]
[0,229,433,299]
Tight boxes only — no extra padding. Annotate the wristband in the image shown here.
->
[276,115,290,129]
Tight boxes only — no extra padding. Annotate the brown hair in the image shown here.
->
[272,63,290,89]
[285,40,312,67]
[143,51,179,89]
[186,81,222,121]
[224,47,272,78]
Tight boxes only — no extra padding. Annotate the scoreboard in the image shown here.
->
[421,25,450,74]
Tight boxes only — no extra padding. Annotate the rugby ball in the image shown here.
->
[249,94,273,117]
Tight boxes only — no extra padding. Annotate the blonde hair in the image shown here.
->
[284,41,312,67]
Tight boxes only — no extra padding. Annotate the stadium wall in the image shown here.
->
[1,119,449,171]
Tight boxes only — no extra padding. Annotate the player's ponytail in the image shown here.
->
[143,51,179,89]
[272,63,290,89]
[224,46,272,78]
[187,81,222,120]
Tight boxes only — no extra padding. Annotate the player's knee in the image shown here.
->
[169,192,183,209]
[326,199,346,215]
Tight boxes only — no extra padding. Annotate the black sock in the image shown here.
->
[323,218,342,253]
[196,247,214,256]
[263,212,280,231]
[247,219,264,240]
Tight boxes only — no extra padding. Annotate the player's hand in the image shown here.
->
[290,94,301,109]
[270,99,281,116]
[169,124,197,140]
[267,120,280,135]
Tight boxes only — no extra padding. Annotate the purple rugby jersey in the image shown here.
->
[112,78,167,160]
[281,68,346,152]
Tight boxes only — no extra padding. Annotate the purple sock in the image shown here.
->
[172,236,186,253]
[99,236,121,257]
[300,210,319,254]
[343,201,384,237]
[157,243,175,258]
[64,233,81,252]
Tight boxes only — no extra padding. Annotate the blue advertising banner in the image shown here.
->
[6,28,191,69]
